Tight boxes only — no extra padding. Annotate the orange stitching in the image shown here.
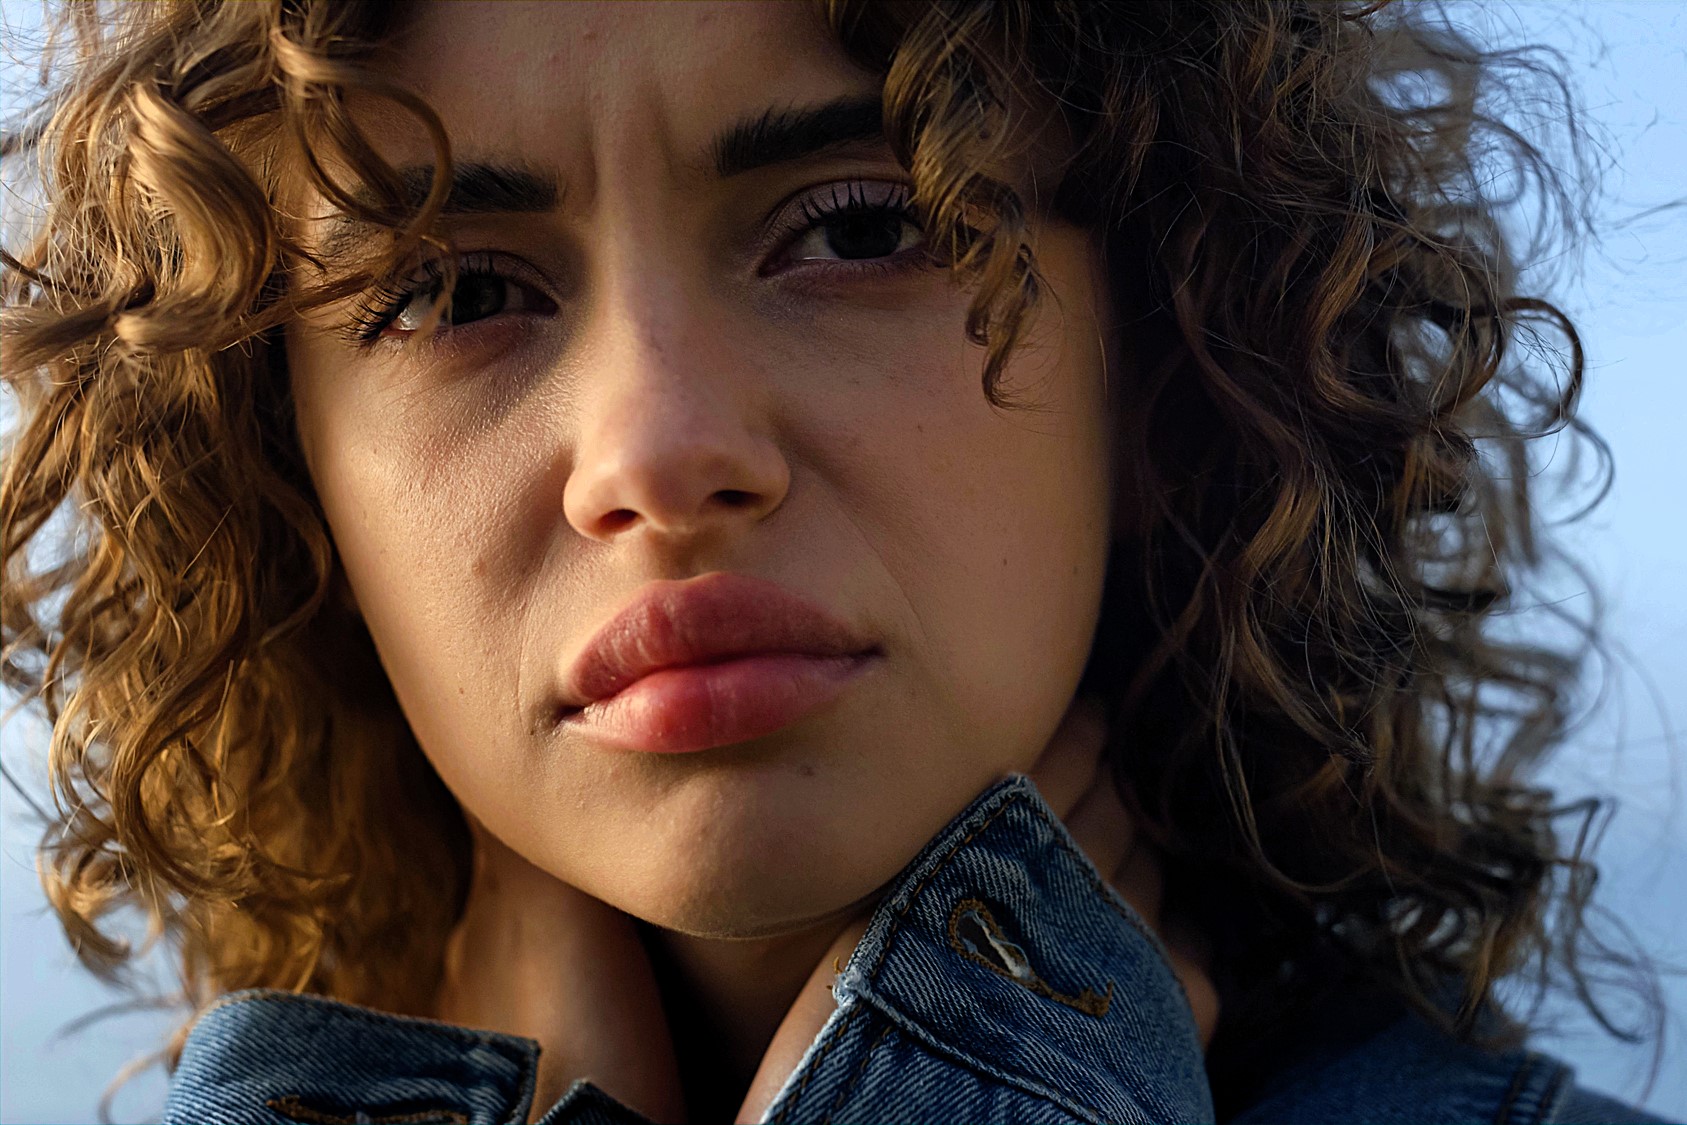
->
[1014,792,1209,1018]
[947,897,1114,1018]
[265,1095,469,1124]
[771,1004,863,1125]
[863,794,1025,980]
[862,787,1153,1000]
[828,1021,896,1121]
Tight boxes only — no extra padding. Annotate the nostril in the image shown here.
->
[595,509,638,535]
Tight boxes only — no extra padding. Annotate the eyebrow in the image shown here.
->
[312,93,888,259]
[316,162,559,260]
[710,93,887,178]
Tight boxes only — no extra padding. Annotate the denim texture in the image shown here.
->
[160,775,1670,1125]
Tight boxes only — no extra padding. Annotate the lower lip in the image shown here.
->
[560,651,879,754]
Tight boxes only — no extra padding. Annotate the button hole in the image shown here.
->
[947,896,1115,1019]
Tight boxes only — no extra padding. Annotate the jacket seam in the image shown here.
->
[1017,784,1202,1018]
[835,987,1107,1124]
[827,1021,896,1121]
[1496,1052,1540,1125]
[1034,807,1178,954]
[770,1004,865,1125]
[265,1094,470,1125]
[861,784,1196,1032]
[182,990,537,1125]
[1537,1062,1571,1125]
[861,793,1024,981]
[190,988,537,1058]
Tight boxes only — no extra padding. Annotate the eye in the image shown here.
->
[769,181,926,273]
[341,252,556,345]
[390,272,540,332]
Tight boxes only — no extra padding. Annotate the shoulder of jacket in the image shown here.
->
[163,988,543,1125]
[1227,1009,1669,1125]
[1550,1083,1677,1125]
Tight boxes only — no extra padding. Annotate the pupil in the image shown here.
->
[446,275,505,325]
[825,212,903,260]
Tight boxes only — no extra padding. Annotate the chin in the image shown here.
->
[595,791,908,939]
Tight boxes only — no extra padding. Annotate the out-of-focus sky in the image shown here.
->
[1,2,1683,1122]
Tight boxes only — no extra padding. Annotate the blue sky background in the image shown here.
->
[1,2,1683,1122]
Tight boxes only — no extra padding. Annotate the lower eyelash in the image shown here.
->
[338,252,501,345]
[339,281,422,344]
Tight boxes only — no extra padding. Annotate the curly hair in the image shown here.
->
[0,0,1658,1112]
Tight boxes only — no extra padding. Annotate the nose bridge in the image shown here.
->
[561,228,789,545]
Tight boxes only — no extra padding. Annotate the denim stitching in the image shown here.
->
[190,991,532,1125]
[770,1004,864,1125]
[863,794,1024,981]
[1029,805,1175,953]
[827,1021,896,1121]
[861,787,1183,1007]
[1535,1059,1570,1125]
[806,1000,1106,1125]
[1494,1052,1537,1125]
[1016,791,1207,1018]
[947,897,1114,1017]
[265,1094,470,1124]
[839,785,1150,1123]
[194,989,537,1056]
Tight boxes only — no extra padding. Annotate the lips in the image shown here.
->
[556,572,880,752]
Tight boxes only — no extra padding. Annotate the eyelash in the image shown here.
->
[777,181,923,275]
[339,251,506,345]
[338,181,926,346]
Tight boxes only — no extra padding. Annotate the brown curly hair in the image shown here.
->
[0,0,1659,1114]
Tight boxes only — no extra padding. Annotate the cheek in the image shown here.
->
[891,342,1113,758]
[769,254,1112,767]
[292,374,540,764]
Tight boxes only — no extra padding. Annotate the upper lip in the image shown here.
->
[560,572,878,711]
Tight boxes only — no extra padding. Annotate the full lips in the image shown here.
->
[559,650,880,753]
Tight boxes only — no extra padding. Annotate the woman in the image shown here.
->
[0,1,1667,1122]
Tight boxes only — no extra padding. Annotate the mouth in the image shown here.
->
[555,572,882,752]
[558,647,882,754]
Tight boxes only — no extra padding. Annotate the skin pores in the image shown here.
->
[284,1,1118,951]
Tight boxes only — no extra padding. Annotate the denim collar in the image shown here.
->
[159,773,1614,1125]
[764,772,1213,1124]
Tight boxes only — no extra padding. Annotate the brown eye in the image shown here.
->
[778,181,925,267]
[392,273,546,333]
[379,269,549,337]
[790,207,922,262]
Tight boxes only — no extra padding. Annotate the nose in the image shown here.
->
[561,276,791,549]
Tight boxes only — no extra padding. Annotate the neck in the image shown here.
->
[637,907,865,1125]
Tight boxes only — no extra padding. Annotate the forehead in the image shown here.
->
[369,1,880,184]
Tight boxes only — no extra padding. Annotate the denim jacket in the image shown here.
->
[161,775,1669,1125]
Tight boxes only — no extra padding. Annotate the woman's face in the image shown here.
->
[285,0,1119,938]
